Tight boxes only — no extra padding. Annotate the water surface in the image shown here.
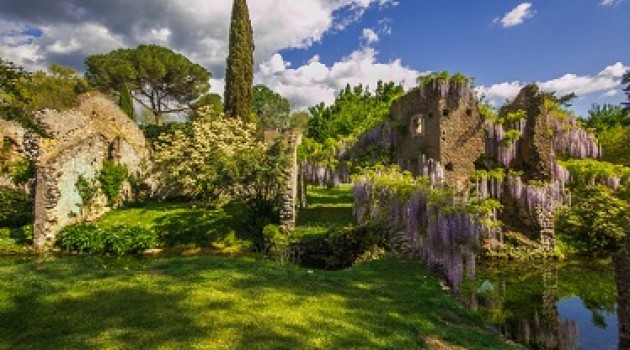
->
[467,259,617,350]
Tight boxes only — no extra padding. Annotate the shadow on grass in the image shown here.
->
[152,204,249,247]
[0,256,511,349]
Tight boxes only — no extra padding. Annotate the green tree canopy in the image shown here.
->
[190,93,223,121]
[0,59,44,133]
[307,81,404,143]
[85,44,211,125]
[17,64,90,112]
[252,85,290,130]
[224,0,254,121]
[582,104,630,133]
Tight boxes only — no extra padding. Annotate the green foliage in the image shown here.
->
[623,71,630,112]
[474,154,501,171]
[17,64,90,112]
[252,85,290,130]
[57,224,157,255]
[75,176,99,207]
[501,130,522,146]
[307,81,404,143]
[417,71,473,87]
[479,102,497,121]
[597,125,630,166]
[557,185,630,251]
[85,44,210,125]
[262,224,288,259]
[6,159,33,185]
[117,87,134,120]
[582,104,629,133]
[98,161,128,206]
[190,93,223,121]
[224,0,254,121]
[292,223,387,270]
[141,122,191,145]
[0,59,44,133]
[560,158,630,186]
[0,186,32,228]
[289,111,310,130]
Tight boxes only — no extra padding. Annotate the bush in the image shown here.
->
[262,224,288,259]
[57,224,158,255]
[557,185,630,252]
[292,223,387,270]
[99,161,128,206]
[0,186,32,228]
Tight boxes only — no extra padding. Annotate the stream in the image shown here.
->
[462,258,618,349]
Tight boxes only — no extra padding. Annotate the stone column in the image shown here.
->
[279,131,302,232]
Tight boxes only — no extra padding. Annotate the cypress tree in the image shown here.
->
[224,0,254,122]
[118,87,134,120]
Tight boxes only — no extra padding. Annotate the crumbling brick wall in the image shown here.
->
[25,93,149,250]
[389,80,485,188]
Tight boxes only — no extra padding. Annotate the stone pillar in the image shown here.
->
[615,236,630,349]
[279,131,302,232]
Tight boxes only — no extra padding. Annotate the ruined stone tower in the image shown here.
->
[389,79,485,187]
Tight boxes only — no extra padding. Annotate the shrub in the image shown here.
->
[106,226,157,255]
[99,161,128,206]
[262,224,288,259]
[557,185,630,251]
[0,186,32,228]
[57,225,106,254]
[292,223,387,270]
[57,224,157,255]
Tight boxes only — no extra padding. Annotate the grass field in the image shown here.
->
[0,186,515,349]
[0,255,513,349]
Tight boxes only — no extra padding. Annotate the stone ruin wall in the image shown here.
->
[0,119,28,190]
[2,93,149,251]
[389,80,485,189]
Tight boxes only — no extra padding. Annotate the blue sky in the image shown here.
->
[0,0,628,116]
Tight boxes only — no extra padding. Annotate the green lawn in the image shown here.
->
[295,185,355,237]
[0,255,513,349]
[0,186,515,349]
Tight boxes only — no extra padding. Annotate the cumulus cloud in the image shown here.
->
[600,0,623,6]
[477,62,629,106]
[0,0,396,74]
[361,28,379,44]
[252,47,419,110]
[494,3,536,28]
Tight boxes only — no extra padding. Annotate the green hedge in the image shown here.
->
[57,224,158,255]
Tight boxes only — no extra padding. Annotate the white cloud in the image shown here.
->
[361,28,379,44]
[254,47,419,110]
[478,62,629,106]
[494,3,536,28]
[600,0,623,6]
[0,0,397,75]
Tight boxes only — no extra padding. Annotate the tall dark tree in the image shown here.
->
[224,0,254,122]
[118,87,134,120]
[623,71,630,112]
[85,44,210,125]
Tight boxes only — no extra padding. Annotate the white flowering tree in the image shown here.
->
[153,107,288,232]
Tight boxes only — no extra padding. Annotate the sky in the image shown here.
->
[0,0,628,116]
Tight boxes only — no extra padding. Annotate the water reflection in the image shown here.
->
[440,256,618,349]
[615,238,630,349]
